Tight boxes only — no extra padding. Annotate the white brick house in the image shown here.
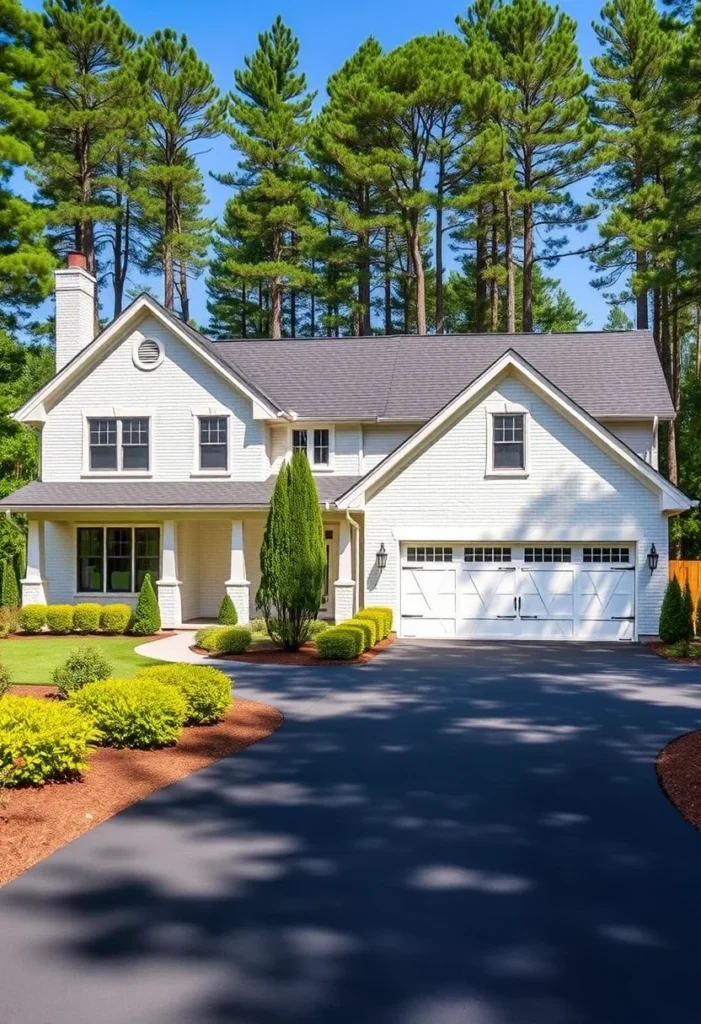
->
[2,256,694,641]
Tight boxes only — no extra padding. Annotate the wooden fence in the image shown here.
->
[670,561,701,607]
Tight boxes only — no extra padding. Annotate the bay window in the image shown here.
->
[76,526,160,594]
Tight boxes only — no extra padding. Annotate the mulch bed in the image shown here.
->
[656,730,701,830]
[646,641,701,664]
[192,632,397,666]
[0,691,283,887]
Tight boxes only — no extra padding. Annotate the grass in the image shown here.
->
[0,636,166,685]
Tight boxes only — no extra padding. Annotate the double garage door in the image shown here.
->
[400,543,636,641]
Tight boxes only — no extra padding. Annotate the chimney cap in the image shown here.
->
[66,251,88,270]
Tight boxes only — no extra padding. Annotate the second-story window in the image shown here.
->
[290,426,332,468]
[313,429,330,466]
[493,413,525,470]
[292,429,307,454]
[88,418,150,473]
[200,416,228,470]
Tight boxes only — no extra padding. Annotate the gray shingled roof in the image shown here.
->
[0,477,361,510]
[210,331,674,421]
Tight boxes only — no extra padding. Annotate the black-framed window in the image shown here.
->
[524,546,572,563]
[464,546,512,563]
[200,416,228,470]
[493,414,524,470]
[77,526,161,594]
[583,546,630,564]
[292,429,308,454]
[89,419,117,470]
[313,428,329,466]
[122,418,149,470]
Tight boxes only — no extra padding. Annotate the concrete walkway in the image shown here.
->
[1,641,701,1024]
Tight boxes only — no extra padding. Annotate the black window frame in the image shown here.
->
[524,546,572,564]
[199,416,228,471]
[492,413,525,470]
[76,526,161,595]
[292,429,308,455]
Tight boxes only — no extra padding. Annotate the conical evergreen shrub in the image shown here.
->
[218,593,238,625]
[659,577,688,644]
[696,595,701,638]
[132,572,161,635]
[1,559,19,608]
[683,581,695,641]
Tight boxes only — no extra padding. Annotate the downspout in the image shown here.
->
[346,510,361,615]
[652,416,659,468]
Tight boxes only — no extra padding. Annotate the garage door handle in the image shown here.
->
[520,615,539,620]
[497,615,517,619]
[402,614,423,618]
[611,616,635,620]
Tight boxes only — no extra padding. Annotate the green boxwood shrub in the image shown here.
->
[357,606,392,639]
[660,577,692,644]
[19,603,47,633]
[343,617,376,650]
[73,603,102,634]
[249,617,267,635]
[218,594,238,625]
[100,603,133,635]
[0,661,12,699]
[132,573,161,635]
[137,664,232,724]
[307,619,329,637]
[194,625,222,649]
[52,645,113,696]
[0,605,19,637]
[70,677,187,749]
[0,695,98,786]
[1,559,19,608]
[316,625,364,660]
[209,626,252,654]
[46,604,74,634]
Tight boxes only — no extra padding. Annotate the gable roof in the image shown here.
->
[335,349,693,514]
[212,330,675,422]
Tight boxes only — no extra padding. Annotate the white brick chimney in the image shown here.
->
[55,251,96,371]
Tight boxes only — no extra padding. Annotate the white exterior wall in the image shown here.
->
[362,425,416,472]
[363,378,669,637]
[42,315,267,482]
[334,425,361,475]
[600,419,655,466]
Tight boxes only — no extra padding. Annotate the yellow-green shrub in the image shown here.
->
[137,664,232,724]
[19,603,47,633]
[70,677,187,749]
[357,606,392,639]
[307,619,329,637]
[73,603,102,634]
[0,606,19,637]
[343,617,376,650]
[196,625,252,654]
[315,625,364,659]
[0,695,98,786]
[46,604,74,634]
[100,604,132,634]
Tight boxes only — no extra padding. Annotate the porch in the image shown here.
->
[22,511,361,628]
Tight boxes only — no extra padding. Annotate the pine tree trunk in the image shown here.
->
[310,291,316,337]
[636,251,649,330]
[271,279,282,339]
[435,155,445,335]
[179,260,189,322]
[76,128,99,332]
[490,212,499,332]
[241,283,247,338]
[523,201,534,333]
[410,214,426,335]
[164,185,175,311]
[384,226,393,335]
[113,210,123,319]
[358,187,371,336]
[290,289,296,338]
[503,188,515,334]
[258,282,264,336]
[475,203,488,332]
[696,307,701,377]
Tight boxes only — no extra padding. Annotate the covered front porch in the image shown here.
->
[23,510,362,628]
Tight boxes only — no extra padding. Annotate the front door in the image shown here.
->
[321,528,335,619]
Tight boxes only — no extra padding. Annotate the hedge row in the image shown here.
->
[315,606,394,660]
[19,603,143,635]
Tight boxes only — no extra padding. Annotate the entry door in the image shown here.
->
[321,528,335,618]
[578,565,635,640]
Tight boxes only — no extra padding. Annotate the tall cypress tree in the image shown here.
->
[215,17,317,339]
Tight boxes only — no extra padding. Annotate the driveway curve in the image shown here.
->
[1,641,700,1024]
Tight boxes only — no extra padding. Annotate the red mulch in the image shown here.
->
[192,632,397,666]
[0,695,283,887]
[646,641,701,664]
[656,731,701,831]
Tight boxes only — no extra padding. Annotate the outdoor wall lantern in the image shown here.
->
[647,543,659,575]
[376,543,388,571]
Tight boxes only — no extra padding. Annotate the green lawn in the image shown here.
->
[0,636,166,685]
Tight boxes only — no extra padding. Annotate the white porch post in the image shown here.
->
[225,519,250,624]
[334,518,355,623]
[157,520,182,628]
[21,519,47,605]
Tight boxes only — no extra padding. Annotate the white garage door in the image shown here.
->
[400,544,635,641]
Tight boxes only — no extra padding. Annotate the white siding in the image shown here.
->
[363,377,669,636]
[42,314,267,482]
[362,425,416,472]
[268,425,288,474]
[334,425,361,475]
[600,419,655,466]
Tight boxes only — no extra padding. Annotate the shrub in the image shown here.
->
[664,639,695,659]
[217,594,238,625]
[19,603,47,633]
[697,595,701,638]
[131,573,161,635]
[46,604,74,634]
[249,617,267,635]
[659,577,691,644]
[0,695,98,786]
[73,603,102,634]
[52,645,113,696]
[70,677,187,749]
[307,619,329,637]
[210,626,252,654]
[683,581,694,641]
[0,662,11,699]
[0,605,19,637]
[358,606,392,639]
[100,603,132,635]
[136,664,232,725]
[194,625,221,649]
[1,560,19,608]
[316,625,364,660]
[343,616,376,650]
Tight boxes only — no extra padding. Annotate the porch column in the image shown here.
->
[225,519,250,624]
[334,518,355,623]
[21,519,47,605]
[157,520,182,628]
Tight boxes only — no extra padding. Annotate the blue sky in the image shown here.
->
[27,0,619,331]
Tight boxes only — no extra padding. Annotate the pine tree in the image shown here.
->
[34,0,139,326]
[132,572,161,635]
[603,306,634,331]
[0,0,54,333]
[137,30,224,314]
[215,17,317,339]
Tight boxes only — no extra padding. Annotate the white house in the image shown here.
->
[2,254,694,641]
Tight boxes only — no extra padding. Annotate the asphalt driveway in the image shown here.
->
[1,641,701,1024]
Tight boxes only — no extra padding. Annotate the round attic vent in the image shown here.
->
[133,337,163,370]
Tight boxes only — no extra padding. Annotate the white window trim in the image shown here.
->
[74,523,162,598]
[191,407,232,477]
[485,408,529,478]
[81,410,154,478]
[132,336,164,372]
[289,424,335,472]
